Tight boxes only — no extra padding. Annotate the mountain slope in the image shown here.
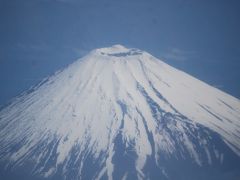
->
[0,45,240,180]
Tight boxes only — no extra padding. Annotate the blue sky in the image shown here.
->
[0,0,240,106]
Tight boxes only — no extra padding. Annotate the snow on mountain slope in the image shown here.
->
[0,45,240,180]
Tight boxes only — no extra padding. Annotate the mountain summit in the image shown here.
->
[0,45,240,180]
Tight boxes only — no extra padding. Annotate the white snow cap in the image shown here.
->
[94,44,143,57]
[98,44,129,53]
[0,44,240,179]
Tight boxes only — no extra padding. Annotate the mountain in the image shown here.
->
[0,45,240,180]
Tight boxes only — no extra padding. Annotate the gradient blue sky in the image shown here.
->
[0,0,240,106]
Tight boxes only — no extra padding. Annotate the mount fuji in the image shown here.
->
[0,45,240,180]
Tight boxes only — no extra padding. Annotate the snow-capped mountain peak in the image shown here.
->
[0,45,240,180]
[94,44,143,57]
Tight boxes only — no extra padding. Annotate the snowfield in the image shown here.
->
[0,45,240,180]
